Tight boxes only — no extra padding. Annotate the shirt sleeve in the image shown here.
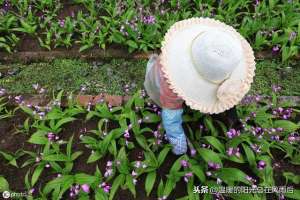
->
[157,56,184,109]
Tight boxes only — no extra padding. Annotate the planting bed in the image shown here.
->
[0,91,300,200]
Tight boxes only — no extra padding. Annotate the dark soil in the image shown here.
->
[0,111,299,200]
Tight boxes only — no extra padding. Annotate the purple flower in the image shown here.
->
[226,147,241,157]
[190,149,197,157]
[180,160,189,168]
[47,132,55,141]
[58,19,65,27]
[289,31,297,41]
[272,45,280,53]
[0,88,6,96]
[206,171,212,176]
[124,130,130,139]
[250,144,261,153]
[183,172,193,182]
[226,129,240,139]
[143,15,156,24]
[272,84,282,93]
[81,184,90,193]
[135,161,142,168]
[257,160,266,170]
[208,162,221,170]
[106,160,113,167]
[131,170,137,176]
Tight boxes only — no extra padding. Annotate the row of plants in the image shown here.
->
[0,85,300,199]
[0,0,299,62]
[1,58,300,96]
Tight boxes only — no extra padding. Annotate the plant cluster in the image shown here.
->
[0,85,299,199]
[0,0,299,62]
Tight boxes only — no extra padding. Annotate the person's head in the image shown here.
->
[160,17,256,114]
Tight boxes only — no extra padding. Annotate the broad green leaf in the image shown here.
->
[163,178,176,197]
[284,189,300,200]
[273,120,299,133]
[67,135,74,158]
[215,168,249,185]
[0,176,9,192]
[170,155,187,173]
[31,164,44,186]
[242,143,256,168]
[157,178,164,197]
[204,136,225,153]
[190,164,206,183]
[74,173,97,185]
[197,148,222,165]
[28,130,48,145]
[135,135,150,151]
[157,146,171,167]
[145,171,156,196]
[54,117,76,131]
[43,154,69,162]
[125,175,136,198]
[109,174,125,200]
[87,151,103,163]
[95,189,108,200]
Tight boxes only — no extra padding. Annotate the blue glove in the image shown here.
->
[162,108,187,155]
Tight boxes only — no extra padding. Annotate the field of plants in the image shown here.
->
[0,0,299,62]
[0,0,300,200]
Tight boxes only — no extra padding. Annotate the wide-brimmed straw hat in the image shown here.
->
[160,17,256,114]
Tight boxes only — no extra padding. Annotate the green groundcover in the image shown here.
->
[0,58,299,96]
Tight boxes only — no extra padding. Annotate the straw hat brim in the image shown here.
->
[160,17,256,114]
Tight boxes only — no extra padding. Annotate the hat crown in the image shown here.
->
[191,30,243,84]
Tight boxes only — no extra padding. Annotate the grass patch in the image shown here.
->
[0,58,299,96]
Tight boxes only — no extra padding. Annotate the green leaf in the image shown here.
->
[190,164,206,183]
[142,111,160,123]
[204,116,218,136]
[28,130,48,145]
[126,40,138,49]
[135,135,150,151]
[54,117,76,131]
[242,143,256,168]
[157,178,164,197]
[197,148,222,165]
[71,151,83,161]
[74,173,97,185]
[95,189,108,200]
[273,120,300,133]
[67,135,74,158]
[284,189,300,200]
[31,164,44,187]
[43,154,69,162]
[109,174,125,200]
[157,146,171,167]
[145,171,156,196]
[43,175,74,195]
[204,136,225,153]
[0,176,9,192]
[215,168,249,185]
[87,151,103,163]
[163,178,176,197]
[125,175,136,198]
